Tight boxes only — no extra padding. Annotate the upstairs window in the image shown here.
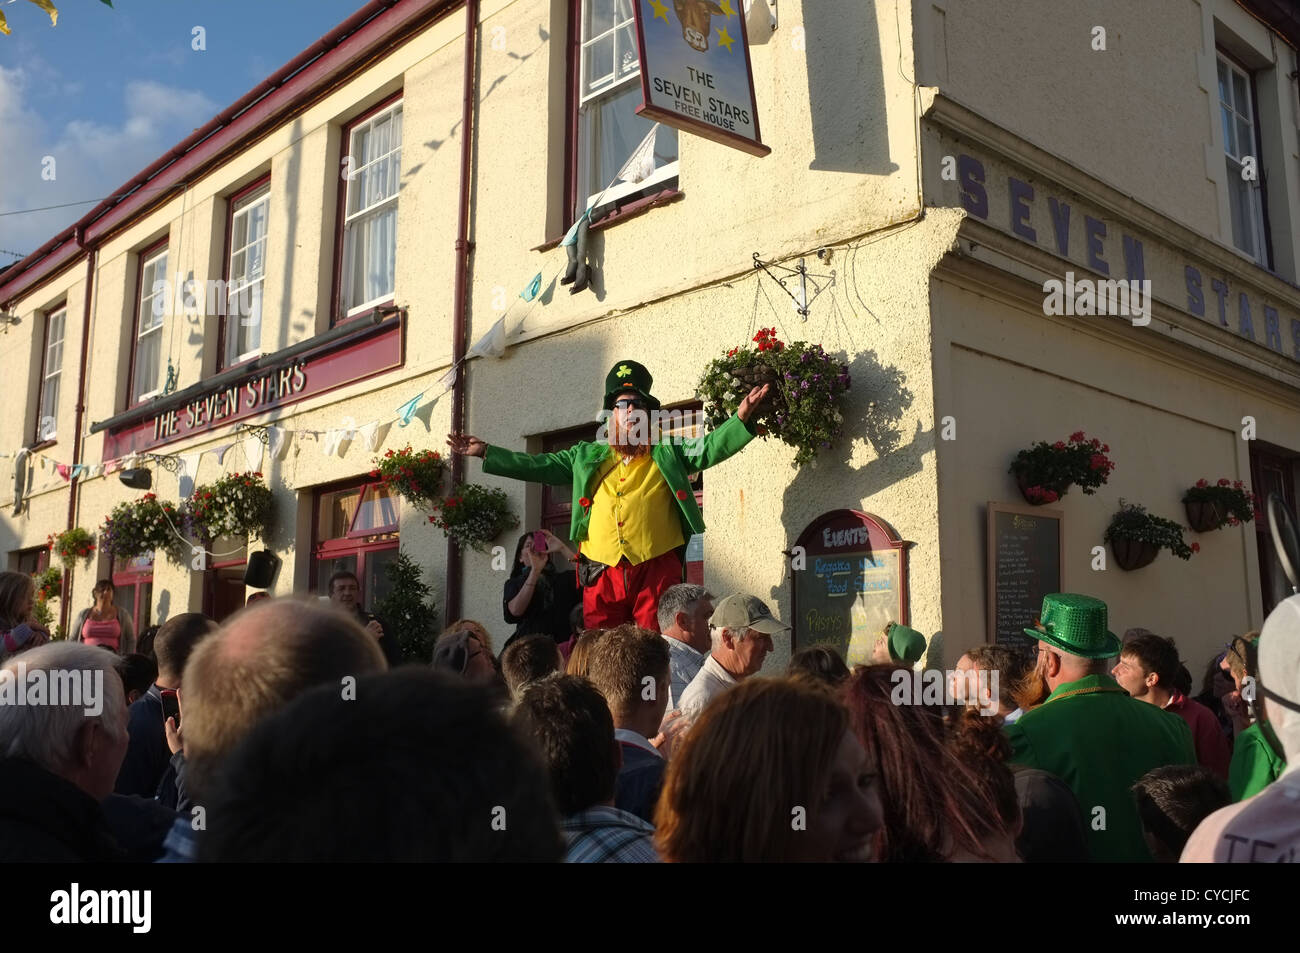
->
[339,99,403,321]
[574,0,678,218]
[1217,54,1268,267]
[223,181,269,367]
[131,244,168,404]
[36,305,65,442]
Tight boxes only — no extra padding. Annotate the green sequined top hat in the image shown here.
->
[886,622,927,666]
[1024,593,1121,659]
[603,361,661,411]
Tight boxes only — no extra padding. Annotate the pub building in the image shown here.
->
[1,0,1297,675]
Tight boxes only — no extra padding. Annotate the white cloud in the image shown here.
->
[0,64,219,262]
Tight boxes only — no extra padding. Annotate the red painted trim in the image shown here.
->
[102,312,404,457]
[563,0,582,229]
[788,509,911,651]
[217,174,272,371]
[446,0,479,624]
[331,91,406,326]
[0,0,462,310]
[32,301,66,444]
[532,187,682,251]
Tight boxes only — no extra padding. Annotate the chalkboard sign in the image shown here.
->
[791,510,909,665]
[986,502,1063,651]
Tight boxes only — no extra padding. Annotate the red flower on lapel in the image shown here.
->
[675,489,688,501]
[579,497,592,509]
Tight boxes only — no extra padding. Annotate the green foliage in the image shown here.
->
[100,493,188,564]
[1105,500,1195,560]
[187,472,273,541]
[30,598,52,627]
[697,329,851,467]
[47,527,96,568]
[34,565,62,603]
[370,446,447,511]
[1182,478,1256,528]
[374,552,439,664]
[427,483,518,552]
[1010,431,1115,501]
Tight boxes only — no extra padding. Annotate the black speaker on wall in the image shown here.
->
[244,550,281,589]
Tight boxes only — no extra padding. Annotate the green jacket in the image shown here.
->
[1005,674,1197,863]
[482,414,758,544]
[1228,721,1287,801]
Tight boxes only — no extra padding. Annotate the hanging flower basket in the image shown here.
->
[1010,431,1114,504]
[1181,478,1256,533]
[369,446,447,512]
[426,483,518,553]
[187,472,273,542]
[100,494,189,565]
[1104,500,1196,570]
[34,565,62,603]
[697,328,851,468]
[46,527,96,569]
[1110,537,1161,571]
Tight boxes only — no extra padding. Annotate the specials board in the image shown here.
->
[986,502,1063,651]
[632,0,770,156]
[790,510,909,666]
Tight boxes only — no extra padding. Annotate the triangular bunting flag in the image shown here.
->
[243,435,264,472]
[520,272,543,302]
[396,393,424,428]
[267,426,289,461]
[178,452,202,500]
[214,443,234,465]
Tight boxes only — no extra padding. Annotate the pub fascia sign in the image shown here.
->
[150,362,307,441]
[952,151,1300,365]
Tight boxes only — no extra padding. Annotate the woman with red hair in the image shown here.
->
[843,664,1020,862]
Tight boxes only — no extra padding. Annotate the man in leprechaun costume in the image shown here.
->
[447,361,769,632]
[1005,593,1196,862]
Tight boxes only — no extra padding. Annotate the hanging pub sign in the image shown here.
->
[631,0,770,157]
[790,509,910,666]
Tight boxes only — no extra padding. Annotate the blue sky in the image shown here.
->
[0,0,367,260]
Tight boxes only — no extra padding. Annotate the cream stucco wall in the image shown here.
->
[1,0,935,648]
[914,0,1300,282]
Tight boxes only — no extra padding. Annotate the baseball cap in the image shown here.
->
[710,593,790,635]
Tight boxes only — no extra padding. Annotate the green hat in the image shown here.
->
[886,622,927,666]
[603,360,661,411]
[1024,593,1120,659]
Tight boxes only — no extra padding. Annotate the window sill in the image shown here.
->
[532,189,684,252]
[30,438,56,454]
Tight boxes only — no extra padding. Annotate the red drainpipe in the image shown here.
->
[61,230,97,635]
[445,0,478,623]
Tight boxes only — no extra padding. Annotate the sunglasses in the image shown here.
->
[614,399,646,410]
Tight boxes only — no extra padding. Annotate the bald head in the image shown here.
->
[180,598,386,802]
[1259,595,1300,763]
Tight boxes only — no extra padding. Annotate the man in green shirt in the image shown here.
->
[1005,594,1197,862]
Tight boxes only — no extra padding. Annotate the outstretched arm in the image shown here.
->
[448,432,578,485]
[680,384,769,472]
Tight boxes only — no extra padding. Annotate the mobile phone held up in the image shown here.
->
[161,689,180,728]
[532,530,548,554]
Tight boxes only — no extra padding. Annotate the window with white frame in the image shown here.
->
[225,184,269,366]
[577,0,678,214]
[36,306,65,441]
[1217,55,1267,266]
[341,100,402,319]
[133,247,168,403]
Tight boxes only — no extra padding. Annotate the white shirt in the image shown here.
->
[677,654,739,724]
[663,636,706,711]
[1003,707,1025,725]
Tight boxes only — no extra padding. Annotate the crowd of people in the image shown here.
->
[0,556,1296,863]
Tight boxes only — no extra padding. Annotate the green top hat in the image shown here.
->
[603,360,661,411]
[886,622,927,666]
[1024,593,1121,659]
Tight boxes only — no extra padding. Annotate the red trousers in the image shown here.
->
[582,550,682,633]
